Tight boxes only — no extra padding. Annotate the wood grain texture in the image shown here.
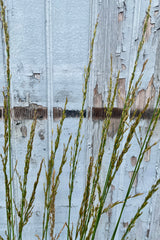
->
[0,0,160,239]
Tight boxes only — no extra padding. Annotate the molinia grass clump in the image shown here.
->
[0,0,160,239]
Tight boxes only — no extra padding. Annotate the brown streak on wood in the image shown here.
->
[0,105,157,121]
[130,109,155,119]
[92,107,122,120]
[53,107,63,120]
[13,104,47,120]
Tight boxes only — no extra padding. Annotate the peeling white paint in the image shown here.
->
[0,0,160,239]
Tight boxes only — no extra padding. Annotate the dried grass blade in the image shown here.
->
[55,222,67,240]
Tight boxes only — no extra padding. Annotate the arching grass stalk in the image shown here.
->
[121,178,160,239]
[102,193,143,215]
[67,17,99,240]
[0,1,14,239]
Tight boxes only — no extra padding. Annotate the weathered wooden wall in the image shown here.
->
[0,0,160,239]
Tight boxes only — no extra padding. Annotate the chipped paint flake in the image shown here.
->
[118,12,124,22]
[154,10,159,16]
[144,17,155,41]
[135,75,155,110]
[130,156,137,166]
[20,125,27,137]
[121,64,126,70]
[144,148,151,162]
[93,84,103,107]
[117,78,126,108]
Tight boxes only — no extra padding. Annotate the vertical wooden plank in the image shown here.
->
[88,0,160,239]
[51,1,90,237]
[1,0,91,239]
[6,0,48,238]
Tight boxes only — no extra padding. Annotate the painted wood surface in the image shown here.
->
[0,0,160,239]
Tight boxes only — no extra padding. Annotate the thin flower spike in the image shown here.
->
[0,0,14,238]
